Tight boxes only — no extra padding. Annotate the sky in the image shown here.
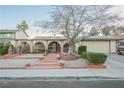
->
[0,5,53,38]
[0,5,51,28]
[0,5,124,38]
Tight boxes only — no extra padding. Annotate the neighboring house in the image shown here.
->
[0,29,29,40]
[0,29,17,44]
[15,30,29,39]
[0,29,29,47]
[76,36,124,54]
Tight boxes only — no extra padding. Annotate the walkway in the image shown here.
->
[26,53,62,69]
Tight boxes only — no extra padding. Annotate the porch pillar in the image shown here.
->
[30,40,33,53]
[44,41,48,55]
[61,41,64,54]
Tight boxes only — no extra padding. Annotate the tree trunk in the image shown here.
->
[68,40,76,55]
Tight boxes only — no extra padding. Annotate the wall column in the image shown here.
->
[44,41,48,54]
[60,41,64,54]
[30,40,33,53]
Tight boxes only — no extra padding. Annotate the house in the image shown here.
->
[0,29,29,41]
[0,29,29,49]
[76,36,124,54]
[1,29,124,54]
[0,29,17,44]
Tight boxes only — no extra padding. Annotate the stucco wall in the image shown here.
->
[110,40,117,53]
[76,40,116,54]
[15,31,28,39]
[83,41,110,53]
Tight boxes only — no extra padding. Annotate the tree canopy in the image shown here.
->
[36,5,123,54]
[16,20,28,32]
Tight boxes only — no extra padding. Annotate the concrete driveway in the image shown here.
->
[105,54,124,68]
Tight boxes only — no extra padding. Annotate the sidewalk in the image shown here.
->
[0,68,124,79]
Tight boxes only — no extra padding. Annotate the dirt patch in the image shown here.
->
[61,54,80,61]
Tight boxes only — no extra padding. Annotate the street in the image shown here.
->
[0,78,124,88]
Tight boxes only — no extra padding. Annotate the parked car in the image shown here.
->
[117,41,124,55]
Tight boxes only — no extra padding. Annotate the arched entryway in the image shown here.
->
[19,42,30,54]
[63,43,69,53]
[48,41,61,53]
[33,42,45,53]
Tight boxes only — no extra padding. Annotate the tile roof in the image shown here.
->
[34,36,66,40]
[81,36,124,41]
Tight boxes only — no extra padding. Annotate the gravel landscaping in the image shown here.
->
[0,58,41,68]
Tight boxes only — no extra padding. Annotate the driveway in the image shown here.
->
[105,54,124,68]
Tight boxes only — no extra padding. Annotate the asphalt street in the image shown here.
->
[0,78,124,88]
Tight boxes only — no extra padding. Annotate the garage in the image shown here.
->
[76,36,123,54]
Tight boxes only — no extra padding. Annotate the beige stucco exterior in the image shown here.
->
[15,31,29,39]
[11,38,117,54]
[1,29,121,54]
[76,40,117,54]
[110,41,117,53]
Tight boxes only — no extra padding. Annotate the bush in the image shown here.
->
[87,52,107,65]
[80,52,107,65]
[78,45,87,55]
[0,42,11,55]
[80,52,88,59]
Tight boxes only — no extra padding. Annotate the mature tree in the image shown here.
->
[101,26,124,36]
[101,26,113,36]
[112,26,124,35]
[16,20,28,34]
[88,27,100,36]
[36,6,122,55]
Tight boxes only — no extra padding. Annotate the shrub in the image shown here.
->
[87,52,107,65]
[78,45,87,55]
[0,50,5,55]
[80,52,88,59]
[80,52,107,65]
[0,42,11,55]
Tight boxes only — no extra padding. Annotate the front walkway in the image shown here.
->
[26,53,62,69]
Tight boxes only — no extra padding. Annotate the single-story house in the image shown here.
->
[76,36,124,54]
[0,29,124,54]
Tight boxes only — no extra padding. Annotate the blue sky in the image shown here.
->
[0,5,52,29]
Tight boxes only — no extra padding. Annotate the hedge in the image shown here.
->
[78,45,87,55]
[81,52,107,65]
[0,43,11,55]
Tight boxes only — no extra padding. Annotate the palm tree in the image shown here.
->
[16,20,28,34]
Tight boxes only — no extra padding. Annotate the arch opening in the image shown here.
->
[63,43,69,53]
[48,41,61,53]
[19,42,30,54]
[33,42,45,53]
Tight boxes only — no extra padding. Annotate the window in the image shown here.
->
[0,33,14,38]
